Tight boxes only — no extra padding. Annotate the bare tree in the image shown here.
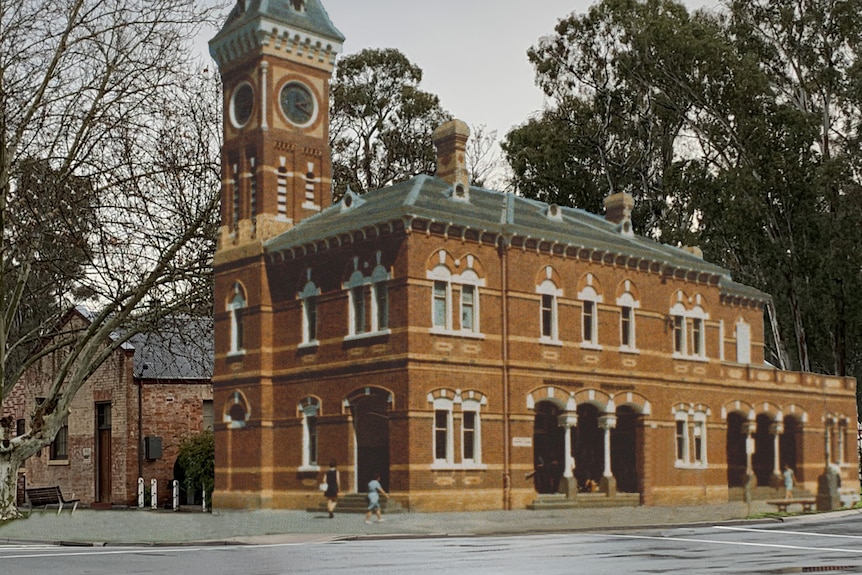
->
[0,0,222,520]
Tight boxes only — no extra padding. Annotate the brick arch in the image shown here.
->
[226,281,247,308]
[526,386,576,412]
[425,249,456,274]
[535,265,563,289]
[343,385,395,413]
[721,400,755,421]
[616,279,641,301]
[458,389,488,407]
[781,404,809,424]
[297,395,322,417]
[613,391,652,417]
[576,272,603,296]
[427,388,458,404]
[224,390,251,428]
[572,388,613,412]
[753,401,782,420]
[451,252,486,278]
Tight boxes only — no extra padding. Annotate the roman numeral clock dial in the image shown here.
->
[280,81,316,126]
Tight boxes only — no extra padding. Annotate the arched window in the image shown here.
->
[617,286,640,352]
[578,280,602,349]
[298,397,320,470]
[427,252,485,338]
[227,283,246,355]
[298,270,320,347]
[673,404,709,468]
[670,292,709,360]
[224,390,250,429]
[343,253,391,340]
[537,275,562,344]
[461,397,485,465]
[432,396,454,465]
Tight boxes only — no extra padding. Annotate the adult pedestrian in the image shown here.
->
[782,465,795,500]
[365,472,388,524]
[324,462,339,518]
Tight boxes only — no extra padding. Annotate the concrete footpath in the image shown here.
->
[3,500,852,547]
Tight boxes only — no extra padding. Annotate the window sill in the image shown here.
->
[298,465,321,473]
[344,329,391,342]
[301,202,321,212]
[429,328,485,340]
[580,342,603,351]
[672,353,708,363]
[298,340,319,350]
[674,462,708,470]
[539,337,563,347]
[227,350,246,359]
[430,462,488,471]
[48,459,70,466]
[619,346,640,355]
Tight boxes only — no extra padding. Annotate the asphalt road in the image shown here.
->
[4,516,862,574]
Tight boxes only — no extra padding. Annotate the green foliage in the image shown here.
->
[177,430,214,507]
[330,48,451,198]
[506,0,862,392]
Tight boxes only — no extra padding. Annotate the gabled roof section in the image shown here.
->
[129,317,214,380]
[264,175,768,302]
[214,0,344,44]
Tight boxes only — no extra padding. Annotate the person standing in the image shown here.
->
[783,465,795,500]
[324,462,339,518]
[365,472,388,524]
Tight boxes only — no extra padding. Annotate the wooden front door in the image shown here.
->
[96,403,112,503]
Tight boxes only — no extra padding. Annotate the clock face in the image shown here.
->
[231,83,254,128]
[280,82,316,126]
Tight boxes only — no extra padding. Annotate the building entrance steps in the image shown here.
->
[527,492,640,510]
[307,493,406,514]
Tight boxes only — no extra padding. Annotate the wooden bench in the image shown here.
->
[25,486,80,515]
[766,499,816,513]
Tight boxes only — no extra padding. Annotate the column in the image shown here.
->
[770,419,784,488]
[742,420,756,477]
[260,61,269,130]
[598,413,617,497]
[558,414,578,498]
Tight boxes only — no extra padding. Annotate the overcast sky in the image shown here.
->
[201,0,722,143]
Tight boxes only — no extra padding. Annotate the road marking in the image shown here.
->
[602,533,862,554]
[714,526,862,540]
[0,542,326,560]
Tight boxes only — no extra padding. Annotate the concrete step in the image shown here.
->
[307,493,407,514]
[527,492,640,510]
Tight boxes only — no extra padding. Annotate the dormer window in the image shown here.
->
[547,204,563,222]
[290,0,306,11]
[451,183,470,203]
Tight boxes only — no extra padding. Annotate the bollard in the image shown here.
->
[138,477,144,509]
[172,480,179,511]
[202,486,207,513]
[151,478,158,510]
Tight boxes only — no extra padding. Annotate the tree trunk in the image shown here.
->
[0,451,24,521]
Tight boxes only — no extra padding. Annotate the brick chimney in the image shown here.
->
[432,120,470,198]
[603,191,634,236]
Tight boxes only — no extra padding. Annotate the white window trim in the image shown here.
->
[460,400,484,467]
[578,286,602,350]
[671,302,709,361]
[228,291,246,356]
[298,280,320,348]
[537,279,562,345]
[431,397,454,467]
[617,292,640,353]
[298,400,321,472]
[674,409,709,469]
[427,263,486,339]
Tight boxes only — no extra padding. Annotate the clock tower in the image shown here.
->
[209,0,344,257]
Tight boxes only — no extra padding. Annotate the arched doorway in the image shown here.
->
[753,413,774,486]
[346,387,391,493]
[574,403,603,491]
[611,406,639,493]
[532,401,565,494]
[781,416,803,482]
[726,412,747,487]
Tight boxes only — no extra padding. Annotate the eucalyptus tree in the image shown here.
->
[504,0,862,382]
[0,0,222,520]
[329,48,451,198]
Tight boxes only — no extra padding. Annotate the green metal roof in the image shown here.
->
[213,0,345,44]
[265,175,768,302]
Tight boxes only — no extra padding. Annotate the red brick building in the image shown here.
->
[210,0,858,511]
[3,309,213,508]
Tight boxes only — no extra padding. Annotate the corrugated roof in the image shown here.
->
[265,175,766,301]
